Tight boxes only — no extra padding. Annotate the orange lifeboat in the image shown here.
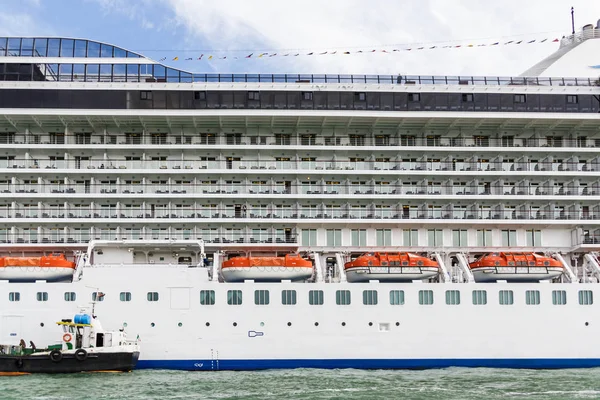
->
[469,252,563,282]
[344,252,439,283]
[221,255,313,282]
[0,254,76,282]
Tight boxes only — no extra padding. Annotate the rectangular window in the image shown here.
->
[499,290,514,305]
[362,290,378,305]
[452,229,467,246]
[308,290,324,305]
[427,229,443,246]
[120,292,132,302]
[302,91,313,101]
[64,292,76,302]
[462,93,474,102]
[501,230,517,246]
[254,290,270,305]
[526,290,540,305]
[36,292,48,302]
[376,229,392,246]
[472,290,487,305]
[408,93,420,102]
[389,290,405,305]
[552,290,567,305]
[9,292,20,302]
[403,229,418,246]
[336,290,351,305]
[355,92,366,101]
[194,91,206,100]
[92,292,105,302]
[566,95,578,104]
[476,229,492,246]
[146,292,159,302]
[445,290,461,305]
[227,290,243,305]
[419,290,434,305]
[140,91,152,100]
[200,290,216,305]
[326,229,342,246]
[301,229,317,246]
[514,94,526,103]
[281,290,297,305]
[579,290,593,305]
[526,229,542,246]
[248,91,260,100]
[351,229,367,246]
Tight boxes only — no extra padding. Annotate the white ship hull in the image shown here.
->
[0,267,73,282]
[221,267,313,282]
[472,267,564,283]
[345,267,439,283]
[2,265,600,370]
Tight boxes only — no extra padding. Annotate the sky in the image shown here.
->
[1,0,600,76]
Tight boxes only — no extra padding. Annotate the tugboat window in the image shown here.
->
[9,292,20,302]
[389,290,405,305]
[120,292,132,302]
[36,292,48,302]
[64,292,76,302]
[200,290,216,305]
[579,290,593,305]
[147,292,159,302]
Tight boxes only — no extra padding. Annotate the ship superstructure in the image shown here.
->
[1,25,600,369]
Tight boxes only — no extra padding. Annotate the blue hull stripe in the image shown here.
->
[136,358,600,370]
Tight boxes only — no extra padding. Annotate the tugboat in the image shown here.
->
[345,252,439,283]
[0,307,139,375]
[222,254,313,282]
[469,252,564,282]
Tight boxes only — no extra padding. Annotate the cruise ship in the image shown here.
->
[1,22,600,370]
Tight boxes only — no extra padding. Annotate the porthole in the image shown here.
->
[314,322,319,326]
[287,322,292,327]
[123,322,128,328]
[368,322,373,326]
[40,322,44,327]
[544,261,550,266]
[178,322,183,327]
[233,322,237,327]
[260,322,265,327]
[585,322,590,326]
[205,322,210,327]
[150,322,155,327]
[417,260,423,266]
[341,322,346,326]
[395,322,400,326]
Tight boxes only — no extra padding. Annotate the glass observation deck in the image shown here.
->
[1,37,599,86]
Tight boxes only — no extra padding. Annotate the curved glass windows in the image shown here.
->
[74,40,87,57]
[60,39,74,57]
[21,38,34,56]
[7,38,21,55]
[34,38,47,57]
[114,47,126,58]
[87,41,100,57]
[47,38,60,57]
[100,43,113,57]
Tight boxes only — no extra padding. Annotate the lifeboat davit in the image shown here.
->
[221,255,313,282]
[469,252,563,282]
[0,254,76,282]
[344,252,439,283]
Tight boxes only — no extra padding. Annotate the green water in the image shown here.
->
[2,368,600,399]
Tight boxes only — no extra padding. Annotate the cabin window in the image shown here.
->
[452,230,468,247]
[351,229,367,246]
[302,91,313,101]
[472,290,487,305]
[462,93,474,102]
[200,290,215,305]
[120,292,132,302]
[227,290,242,305]
[376,229,391,246]
[355,92,366,102]
[499,290,514,305]
[64,292,76,302]
[552,290,567,305]
[566,95,578,104]
[301,229,317,246]
[194,91,206,100]
[389,290,405,305]
[36,292,48,302]
[403,229,418,246]
[579,290,593,305]
[247,91,260,100]
[408,93,420,102]
[336,290,351,305]
[362,290,378,305]
[308,290,324,305]
[254,290,270,305]
[9,292,20,302]
[476,230,492,246]
[146,292,159,302]
[326,229,342,246]
[92,292,105,302]
[445,290,461,305]
[514,94,526,103]
[418,290,434,305]
[140,91,152,100]
[501,230,517,246]
[427,229,443,246]
[281,290,297,305]
[526,230,542,246]
[525,290,540,305]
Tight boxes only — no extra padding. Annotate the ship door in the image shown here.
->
[170,288,190,310]
[285,228,293,243]
[1,315,22,345]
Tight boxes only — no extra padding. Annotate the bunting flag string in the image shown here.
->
[150,35,562,62]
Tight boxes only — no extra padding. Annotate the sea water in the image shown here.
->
[3,368,600,399]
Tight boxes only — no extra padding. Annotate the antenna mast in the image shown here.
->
[571,6,575,34]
